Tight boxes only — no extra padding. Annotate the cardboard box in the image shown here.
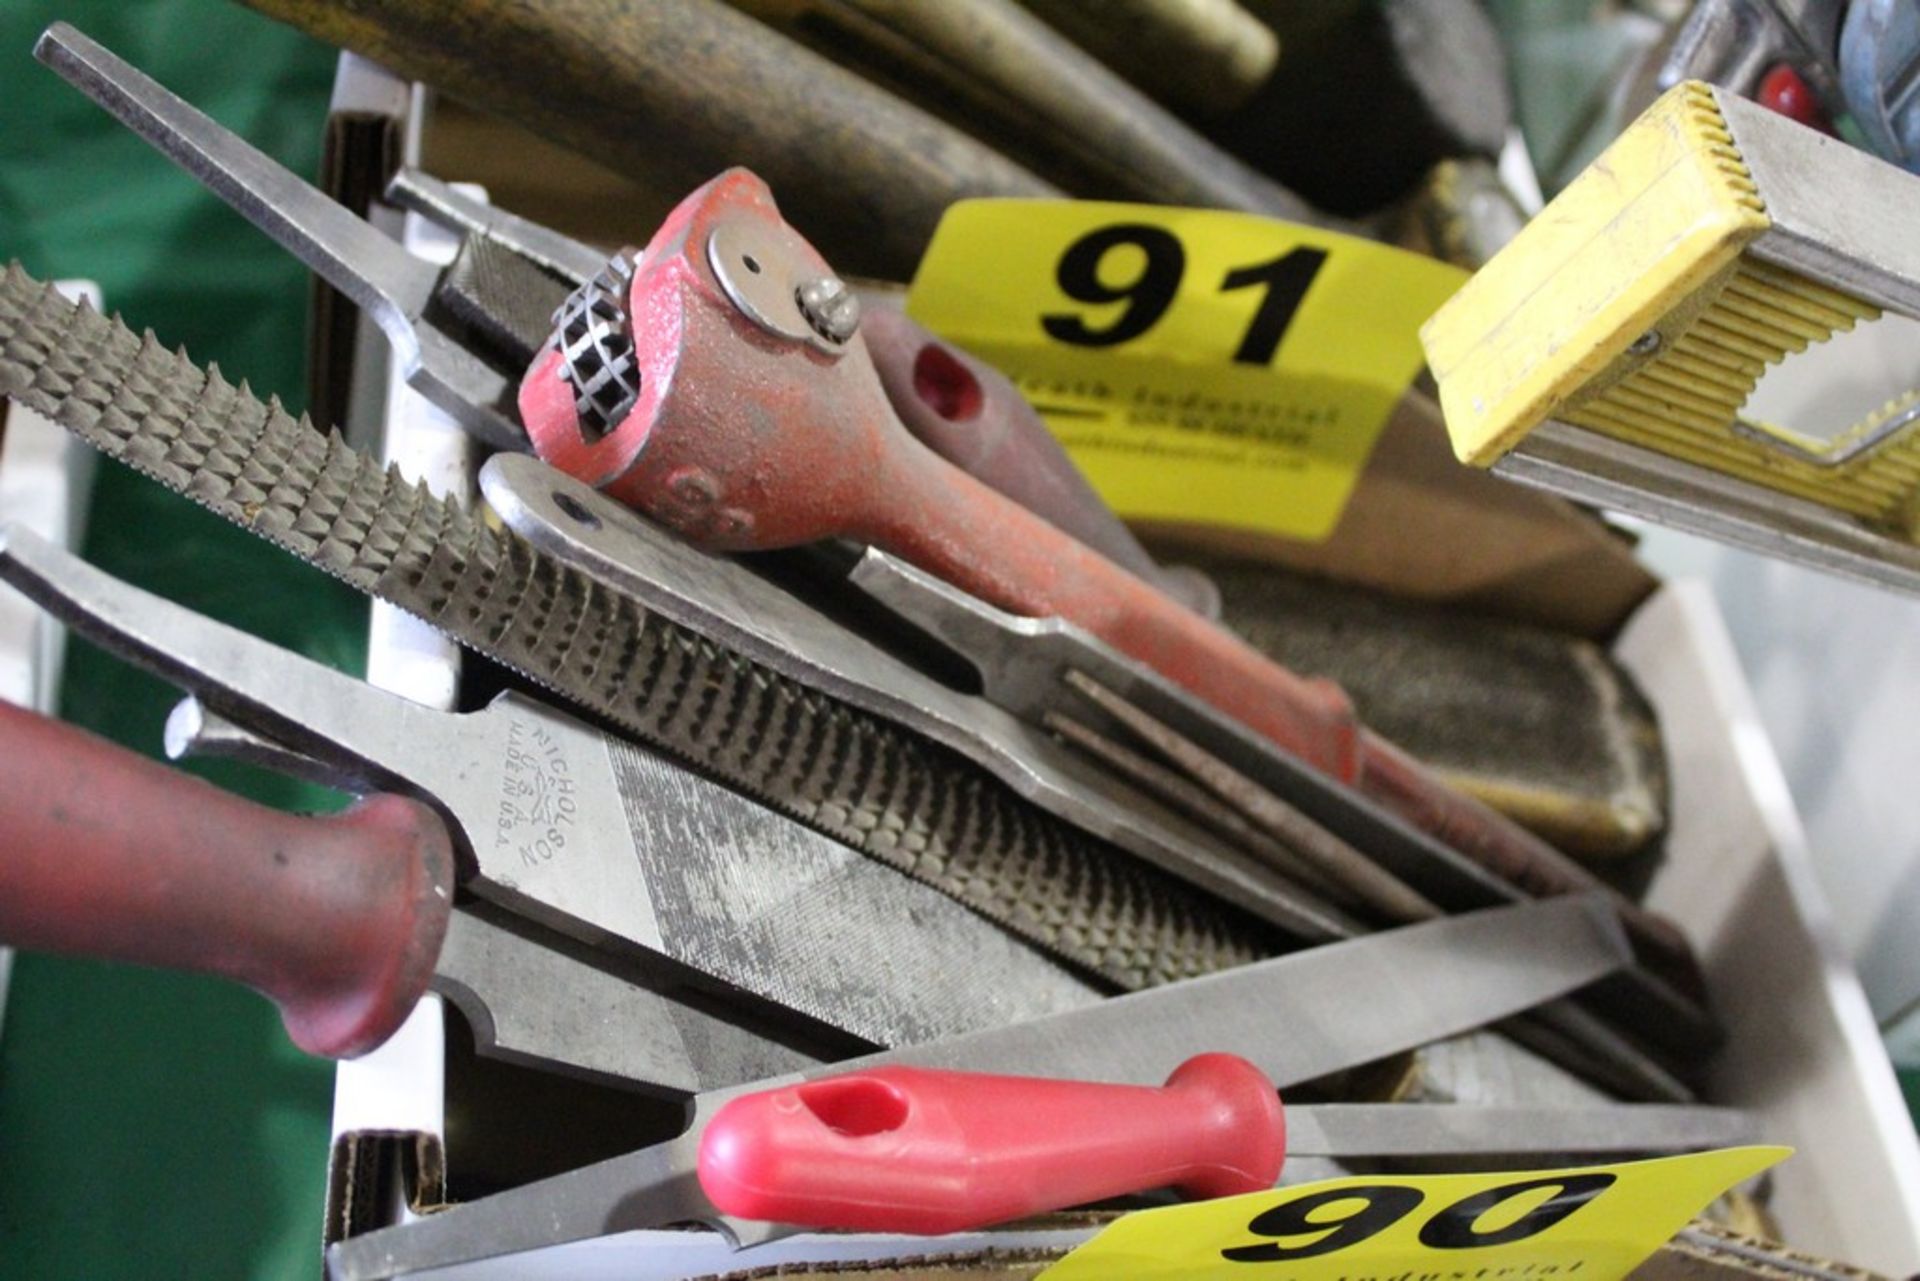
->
[326,565,1920,1278]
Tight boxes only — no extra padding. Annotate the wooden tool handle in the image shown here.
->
[234,0,1058,279]
[1017,0,1281,118]
[0,700,454,1057]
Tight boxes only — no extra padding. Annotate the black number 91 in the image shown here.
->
[1220,1173,1618,1263]
[1040,224,1327,366]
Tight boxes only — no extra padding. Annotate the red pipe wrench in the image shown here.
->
[517,171,1697,985]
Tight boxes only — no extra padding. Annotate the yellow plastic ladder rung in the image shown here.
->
[1714,292,1843,344]
[1696,315,1797,363]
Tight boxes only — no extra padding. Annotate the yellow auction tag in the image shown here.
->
[905,201,1466,542]
[1037,1147,1788,1281]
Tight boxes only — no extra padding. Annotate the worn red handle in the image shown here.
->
[863,304,1217,617]
[0,700,453,1057]
[520,175,1362,781]
[696,1053,1284,1234]
[520,170,1702,995]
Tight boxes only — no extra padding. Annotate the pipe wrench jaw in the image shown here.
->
[519,168,909,552]
[521,255,672,492]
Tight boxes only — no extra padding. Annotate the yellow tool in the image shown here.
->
[1421,80,1920,593]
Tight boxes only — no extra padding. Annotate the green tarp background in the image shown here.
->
[0,3,1916,1278]
[0,2,358,1275]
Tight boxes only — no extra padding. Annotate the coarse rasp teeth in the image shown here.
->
[0,259,1278,990]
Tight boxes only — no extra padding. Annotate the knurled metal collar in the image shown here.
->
[553,251,642,442]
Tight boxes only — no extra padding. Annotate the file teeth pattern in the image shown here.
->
[0,263,1275,989]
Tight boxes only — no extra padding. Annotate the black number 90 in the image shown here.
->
[1221,1173,1618,1263]
[1040,224,1327,366]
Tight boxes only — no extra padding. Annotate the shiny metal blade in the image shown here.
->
[1283,1103,1758,1159]
[431,909,836,1094]
[0,261,1270,999]
[326,896,1632,1280]
[164,694,375,793]
[333,1098,1753,1280]
[161,695,844,1093]
[34,23,438,344]
[328,1133,711,1281]
[848,544,1718,1061]
[33,23,525,449]
[481,451,1356,950]
[875,893,1631,1089]
[846,543,1533,910]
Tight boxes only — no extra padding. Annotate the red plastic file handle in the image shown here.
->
[0,700,454,1058]
[696,1053,1285,1235]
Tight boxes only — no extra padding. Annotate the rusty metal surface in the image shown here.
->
[484,457,1710,1095]
[1040,711,1358,912]
[1060,669,1443,925]
[36,33,1213,634]
[0,260,1705,1101]
[480,454,1353,950]
[9,24,1388,971]
[521,171,1367,784]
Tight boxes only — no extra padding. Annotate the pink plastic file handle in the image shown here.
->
[0,700,452,1059]
[696,1053,1285,1235]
